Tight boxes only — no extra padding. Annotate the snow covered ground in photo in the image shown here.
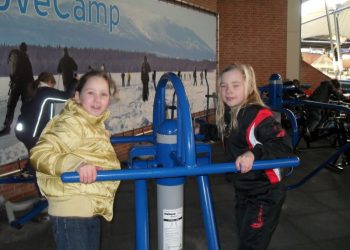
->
[0,71,216,165]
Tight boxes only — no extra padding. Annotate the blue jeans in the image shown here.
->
[50,216,101,250]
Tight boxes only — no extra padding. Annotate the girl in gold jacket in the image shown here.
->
[30,70,120,250]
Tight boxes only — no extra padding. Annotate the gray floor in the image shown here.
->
[1,139,350,250]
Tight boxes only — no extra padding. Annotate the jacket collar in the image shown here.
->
[65,99,110,125]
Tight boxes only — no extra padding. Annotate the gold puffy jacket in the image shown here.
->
[30,100,120,221]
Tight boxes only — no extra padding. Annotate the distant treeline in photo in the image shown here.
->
[0,44,216,77]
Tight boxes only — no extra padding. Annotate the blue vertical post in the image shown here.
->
[195,144,220,249]
[268,73,283,123]
[197,175,220,249]
[268,73,283,109]
[135,178,149,250]
[156,119,185,249]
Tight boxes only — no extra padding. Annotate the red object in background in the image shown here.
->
[304,89,313,97]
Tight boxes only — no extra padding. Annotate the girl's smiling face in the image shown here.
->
[75,76,110,116]
[220,69,245,107]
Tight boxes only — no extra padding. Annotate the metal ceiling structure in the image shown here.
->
[301,0,350,78]
[301,0,350,49]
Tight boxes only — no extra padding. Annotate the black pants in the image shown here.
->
[235,182,286,250]
[4,84,27,127]
[15,127,41,192]
[15,129,38,153]
[142,81,149,102]
[306,108,321,132]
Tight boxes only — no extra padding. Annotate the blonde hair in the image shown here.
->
[216,63,265,139]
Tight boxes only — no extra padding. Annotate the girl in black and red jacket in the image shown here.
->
[216,64,294,250]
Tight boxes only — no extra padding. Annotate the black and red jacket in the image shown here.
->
[224,104,293,194]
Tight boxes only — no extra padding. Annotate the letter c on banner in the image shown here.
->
[54,0,69,19]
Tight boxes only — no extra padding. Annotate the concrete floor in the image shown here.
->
[1,139,350,250]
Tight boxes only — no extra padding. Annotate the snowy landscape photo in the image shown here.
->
[0,0,217,165]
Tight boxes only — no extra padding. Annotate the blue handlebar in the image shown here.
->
[61,157,300,183]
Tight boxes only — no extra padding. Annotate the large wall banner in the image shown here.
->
[0,0,217,165]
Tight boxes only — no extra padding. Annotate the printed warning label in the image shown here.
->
[163,207,183,250]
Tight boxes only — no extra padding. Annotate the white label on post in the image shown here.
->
[163,207,183,250]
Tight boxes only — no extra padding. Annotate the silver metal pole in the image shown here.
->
[156,123,184,250]
[157,184,184,250]
[333,9,343,79]
[324,0,335,59]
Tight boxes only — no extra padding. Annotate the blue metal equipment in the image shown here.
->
[259,74,299,147]
[0,167,48,229]
[267,73,283,108]
[0,96,68,228]
[284,99,350,188]
[260,74,350,189]
[62,72,300,250]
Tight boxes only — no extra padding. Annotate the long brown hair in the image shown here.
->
[76,70,116,96]
[27,72,56,101]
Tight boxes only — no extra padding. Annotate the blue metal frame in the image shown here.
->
[0,98,68,228]
[283,99,350,189]
[272,107,299,147]
[259,74,299,147]
[267,73,283,108]
[61,73,301,250]
[261,76,350,190]
[0,172,48,229]
[0,175,35,184]
[10,200,48,229]
[284,99,350,114]
[288,143,350,190]
[0,173,48,229]
[62,158,300,182]
[0,169,49,229]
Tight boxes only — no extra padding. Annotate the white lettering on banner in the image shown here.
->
[0,0,120,33]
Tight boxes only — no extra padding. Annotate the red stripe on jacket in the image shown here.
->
[246,109,281,184]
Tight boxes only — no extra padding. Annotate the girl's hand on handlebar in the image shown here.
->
[235,151,254,173]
